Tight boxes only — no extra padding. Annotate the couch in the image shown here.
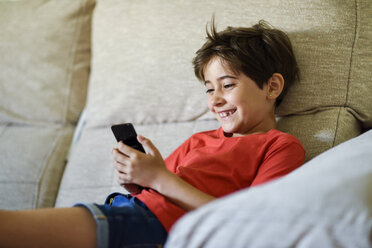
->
[0,0,371,246]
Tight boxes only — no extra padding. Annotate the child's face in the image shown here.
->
[203,57,275,136]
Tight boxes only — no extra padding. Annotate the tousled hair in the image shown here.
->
[193,19,300,106]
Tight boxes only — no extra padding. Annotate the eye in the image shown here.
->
[224,83,235,89]
[205,88,214,94]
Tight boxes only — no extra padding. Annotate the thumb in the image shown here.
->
[137,135,160,157]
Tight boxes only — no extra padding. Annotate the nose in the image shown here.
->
[210,90,225,107]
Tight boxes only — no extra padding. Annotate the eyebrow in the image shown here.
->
[204,75,238,85]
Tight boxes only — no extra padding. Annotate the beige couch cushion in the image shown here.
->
[277,0,372,129]
[83,0,370,161]
[0,124,74,209]
[84,0,210,127]
[0,0,95,125]
[277,107,361,161]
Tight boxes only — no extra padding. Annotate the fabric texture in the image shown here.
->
[0,124,74,209]
[277,107,361,161]
[276,0,372,129]
[165,130,372,248]
[137,128,305,231]
[0,0,96,210]
[0,0,95,125]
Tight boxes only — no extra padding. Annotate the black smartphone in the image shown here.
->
[111,123,145,194]
[111,123,145,153]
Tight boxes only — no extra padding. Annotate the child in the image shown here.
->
[0,20,305,248]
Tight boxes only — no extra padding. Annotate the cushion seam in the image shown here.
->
[332,107,342,147]
[62,0,85,125]
[34,127,64,208]
[0,123,9,138]
[334,0,359,147]
[345,0,359,107]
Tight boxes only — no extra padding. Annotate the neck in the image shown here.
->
[232,110,277,137]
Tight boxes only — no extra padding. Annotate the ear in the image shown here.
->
[266,73,284,100]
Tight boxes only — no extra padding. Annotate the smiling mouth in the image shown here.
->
[218,109,236,119]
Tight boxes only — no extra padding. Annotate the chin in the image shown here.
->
[221,125,236,134]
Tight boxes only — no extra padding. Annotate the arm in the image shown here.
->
[153,168,216,211]
[112,135,215,211]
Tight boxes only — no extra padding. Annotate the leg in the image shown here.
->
[0,207,96,248]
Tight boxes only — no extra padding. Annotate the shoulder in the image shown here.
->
[264,129,305,158]
[250,130,305,186]
[267,129,303,146]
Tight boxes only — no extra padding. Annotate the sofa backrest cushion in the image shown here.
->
[277,107,361,161]
[276,0,372,129]
[84,0,371,160]
[0,0,95,125]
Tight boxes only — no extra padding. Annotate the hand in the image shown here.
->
[113,135,216,211]
[112,135,167,190]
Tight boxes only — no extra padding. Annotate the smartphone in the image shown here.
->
[111,123,145,194]
[111,123,145,153]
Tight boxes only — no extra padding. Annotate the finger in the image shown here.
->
[116,165,132,180]
[112,148,130,165]
[137,135,160,157]
[115,161,127,173]
[116,141,138,157]
[116,172,130,185]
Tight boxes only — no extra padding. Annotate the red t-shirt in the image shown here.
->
[136,128,305,231]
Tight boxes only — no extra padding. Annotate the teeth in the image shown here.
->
[219,110,235,118]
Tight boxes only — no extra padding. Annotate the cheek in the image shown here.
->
[233,96,254,115]
[227,93,244,107]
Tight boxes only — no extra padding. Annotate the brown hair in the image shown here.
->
[193,19,300,106]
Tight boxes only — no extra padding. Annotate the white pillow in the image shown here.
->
[166,130,372,248]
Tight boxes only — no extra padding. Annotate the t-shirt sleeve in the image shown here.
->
[250,140,305,187]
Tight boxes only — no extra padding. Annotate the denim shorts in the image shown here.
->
[74,193,167,248]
